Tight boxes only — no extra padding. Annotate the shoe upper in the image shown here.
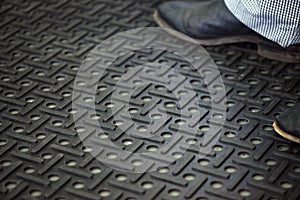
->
[157,0,257,39]
[276,104,300,138]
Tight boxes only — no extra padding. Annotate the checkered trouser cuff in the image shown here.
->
[224,0,300,47]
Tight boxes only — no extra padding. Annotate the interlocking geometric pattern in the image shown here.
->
[0,0,299,200]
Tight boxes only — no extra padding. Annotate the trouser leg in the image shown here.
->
[224,0,300,47]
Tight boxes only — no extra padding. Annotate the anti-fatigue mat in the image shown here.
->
[0,0,300,200]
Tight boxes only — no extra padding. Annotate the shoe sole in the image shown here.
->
[153,10,300,63]
[273,121,300,144]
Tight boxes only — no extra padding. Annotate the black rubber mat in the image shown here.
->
[1,0,300,200]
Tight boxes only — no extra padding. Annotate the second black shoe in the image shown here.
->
[273,104,300,144]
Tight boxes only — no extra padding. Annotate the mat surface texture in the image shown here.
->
[0,0,300,200]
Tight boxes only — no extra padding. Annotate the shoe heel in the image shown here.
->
[258,41,300,63]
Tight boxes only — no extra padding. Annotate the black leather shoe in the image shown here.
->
[154,0,300,63]
[273,104,300,143]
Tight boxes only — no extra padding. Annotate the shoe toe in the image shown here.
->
[275,104,300,142]
[157,1,196,33]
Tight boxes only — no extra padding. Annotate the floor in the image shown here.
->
[0,0,300,199]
